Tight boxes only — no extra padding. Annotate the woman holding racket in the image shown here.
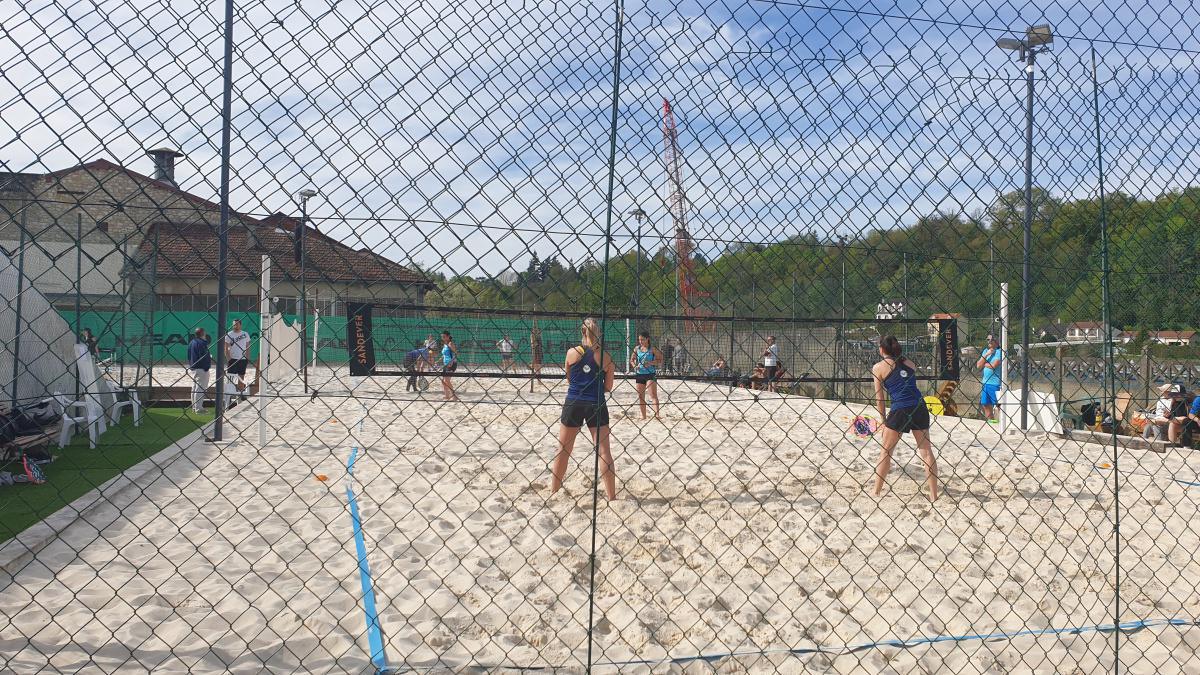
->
[871,335,939,501]
[440,330,461,402]
[550,318,617,500]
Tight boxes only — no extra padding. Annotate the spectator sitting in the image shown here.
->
[749,363,767,390]
[704,357,727,378]
[1143,383,1186,444]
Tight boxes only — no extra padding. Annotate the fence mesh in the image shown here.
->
[3,0,1200,672]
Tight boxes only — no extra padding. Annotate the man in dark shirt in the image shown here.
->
[187,328,211,414]
[81,328,99,356]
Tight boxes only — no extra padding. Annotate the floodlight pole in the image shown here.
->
[998,26,1052,431]
[213,0,235,442]
[1020,45,1036,432]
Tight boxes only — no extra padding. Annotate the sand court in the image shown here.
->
[3,372,1200,672]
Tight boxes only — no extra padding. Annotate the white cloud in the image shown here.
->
[2,0,1200,280]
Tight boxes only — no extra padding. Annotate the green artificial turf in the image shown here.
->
[0,407,212,545]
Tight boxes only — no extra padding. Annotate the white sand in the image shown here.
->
[3,369,1200,673]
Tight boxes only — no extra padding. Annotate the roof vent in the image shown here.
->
[147,148,183,186]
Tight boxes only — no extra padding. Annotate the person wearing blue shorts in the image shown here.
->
[976,334,1003,422]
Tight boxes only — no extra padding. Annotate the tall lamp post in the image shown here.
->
[997,24,1053,431]
[296,189,318,393]
[629,207,646,328]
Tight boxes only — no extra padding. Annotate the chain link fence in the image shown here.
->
[3,0,1200,672]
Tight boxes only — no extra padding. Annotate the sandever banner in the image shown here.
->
[347,302,376,376]
[936,318,960,380]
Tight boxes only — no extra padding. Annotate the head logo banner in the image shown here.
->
[936,318,960,380]
[347,303,376,376]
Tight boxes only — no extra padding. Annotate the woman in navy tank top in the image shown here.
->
[871,336,939,501]
[550,318,618,500]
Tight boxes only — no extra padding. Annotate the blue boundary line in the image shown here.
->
[387,617,1197,671]
[347,446,390,674]
[593,617,1197,668]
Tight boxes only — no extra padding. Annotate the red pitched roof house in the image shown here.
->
[1,152,431,315]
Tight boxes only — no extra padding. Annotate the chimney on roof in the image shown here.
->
[147,148,184,186]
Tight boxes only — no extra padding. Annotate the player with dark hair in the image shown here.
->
[629,331,661,420]
[871,335,939,501]
[440,330,460,402]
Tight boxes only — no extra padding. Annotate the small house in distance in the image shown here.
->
[1119,330,1196,346]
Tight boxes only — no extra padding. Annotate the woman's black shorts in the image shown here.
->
[442,362,457,374]
[885,402,931,433]
[634,373,656,385]
[560,400,609,428]
[763,365,779,382]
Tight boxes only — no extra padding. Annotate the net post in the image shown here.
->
[259,254,271,448]
[625,317,630,374]
[999,282,1009,435]
[311,302,320,391]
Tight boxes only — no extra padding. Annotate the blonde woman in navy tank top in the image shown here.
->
[550,318,618,500]
[871,335,939,501]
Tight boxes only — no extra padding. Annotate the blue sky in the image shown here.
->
[2,0,1199,277]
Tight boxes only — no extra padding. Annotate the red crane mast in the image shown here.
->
[661,98,709,331]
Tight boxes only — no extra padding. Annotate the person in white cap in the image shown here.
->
[1143,383,1185,443]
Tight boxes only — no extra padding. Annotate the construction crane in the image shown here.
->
[661,98,709,331]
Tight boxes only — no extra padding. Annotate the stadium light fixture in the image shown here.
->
[1026,24,1053,46]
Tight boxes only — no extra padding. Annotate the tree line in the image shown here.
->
[424,188,1200,333]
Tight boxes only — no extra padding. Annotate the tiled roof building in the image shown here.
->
[0,151,431,315]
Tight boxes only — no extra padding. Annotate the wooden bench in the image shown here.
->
[1062,428,1171,453]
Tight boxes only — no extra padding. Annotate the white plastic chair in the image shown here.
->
[52,392,104,449]
[105,381,142,427]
